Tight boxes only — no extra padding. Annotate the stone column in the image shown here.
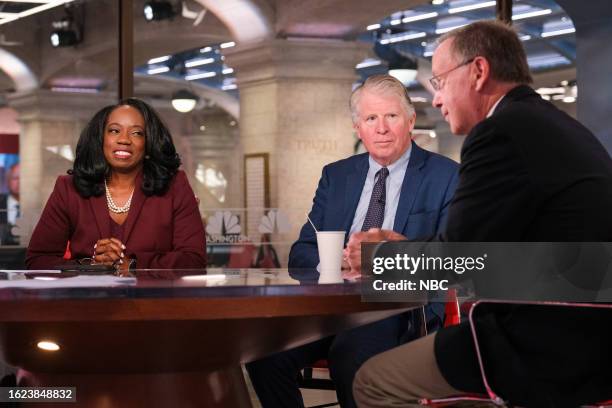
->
[224,38,369,262]
[556,0,612,153]
[8,90,115,245]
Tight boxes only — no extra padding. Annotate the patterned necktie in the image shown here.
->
[361,167,389,231]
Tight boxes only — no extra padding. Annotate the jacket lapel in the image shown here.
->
[393,142,427,233]
[342,154,369,233]
[91,193,111,239]
[121,172,147,245]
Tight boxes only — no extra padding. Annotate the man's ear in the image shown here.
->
[473,56,490,92]
[409,112,416,129]
[353,122,362,139]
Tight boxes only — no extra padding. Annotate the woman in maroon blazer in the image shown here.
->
[26,98,206,271]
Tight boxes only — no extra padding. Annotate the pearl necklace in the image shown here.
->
[104,180,134,214]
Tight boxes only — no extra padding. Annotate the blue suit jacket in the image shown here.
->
[289,142,459,268]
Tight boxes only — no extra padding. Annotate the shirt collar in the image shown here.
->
[486,94,506,118]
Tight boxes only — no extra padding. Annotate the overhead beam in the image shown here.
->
[496,0,513,24]
[118,0,133,99]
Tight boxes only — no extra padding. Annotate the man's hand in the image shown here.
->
[344,228,407,274]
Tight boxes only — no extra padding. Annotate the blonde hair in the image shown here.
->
[350,74,415,124]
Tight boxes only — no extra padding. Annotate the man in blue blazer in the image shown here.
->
[247,75,458,408]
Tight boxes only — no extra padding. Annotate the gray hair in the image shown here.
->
[438,20,532,85]
[350,74,415,124]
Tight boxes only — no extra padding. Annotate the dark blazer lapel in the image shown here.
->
[122,172,147,245]
[342,154,369,232]
[393,142,427,233]
[90,193,111,239]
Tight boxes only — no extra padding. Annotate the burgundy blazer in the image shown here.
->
[26,170,206,270]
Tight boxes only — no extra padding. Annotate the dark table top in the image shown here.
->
[0,268,368,300]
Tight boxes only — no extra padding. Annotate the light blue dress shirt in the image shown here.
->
[349,145,412,235]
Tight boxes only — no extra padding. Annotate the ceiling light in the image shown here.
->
[0,0,75,26]
[51,86,98,94]
[220,41,235,49]
[402,12,438,23]
[222,84,237,91]
[185,71,216,81]
[448,1,496,14]
[512,8,552,21]
[148,55,171,64]
[380,31,426,45]
[388,59,418,86]
[541,27,576,37]
[143,1,175,22]
[171,89,199,113]
[367,23,381,31]
[435,23,469,34]
[185,57,215,68]
[432,0,444,4]
[355,59,382,69]
[37,341,60,351]
[389,69,417,85]
[222,67,234,75]
[147,66,170,75]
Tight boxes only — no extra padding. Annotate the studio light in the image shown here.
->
[375,42,418,86]
[171,89,199,113]
[144,1,175,22]
[49,14,80,48]
[389,67,418,86]
[50,29,79,47]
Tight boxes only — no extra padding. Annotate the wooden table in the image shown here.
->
[0,268,424,407]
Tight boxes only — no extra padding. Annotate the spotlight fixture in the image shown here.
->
[49,14,81,48]
[50,29,79,47]
[171,89,199,113]
[144,1,175,22]
[374,42,418,86]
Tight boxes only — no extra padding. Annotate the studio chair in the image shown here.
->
[299,359,337,392]
[421,300,612,408]
[298,359,339,408]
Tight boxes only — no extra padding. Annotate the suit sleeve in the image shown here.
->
[442,125,537,241]
[26,177,73,269]
[129,172,206,268]
[436,166,459,235]
[288,165,330,268]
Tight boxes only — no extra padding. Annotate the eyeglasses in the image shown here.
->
[429,58,475,91]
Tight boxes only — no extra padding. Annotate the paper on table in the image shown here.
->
[0,274,136,289]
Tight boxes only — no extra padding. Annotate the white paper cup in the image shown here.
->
[316,231,345,283]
